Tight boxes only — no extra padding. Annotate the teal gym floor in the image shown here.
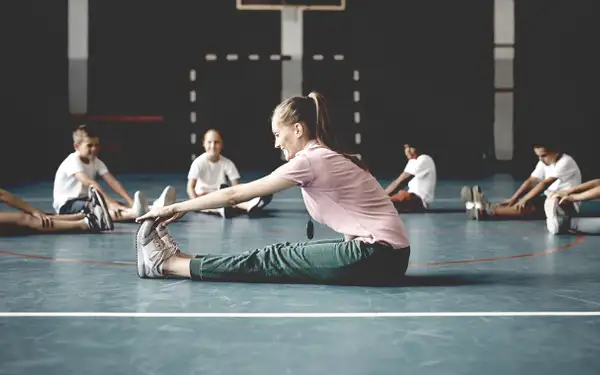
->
[1,173,599,375]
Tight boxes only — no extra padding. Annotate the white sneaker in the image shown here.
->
[153,186,176,208]
[544,196,570,235]
[460,186,477,220]
[135,219,178,278]
[132,191,149,217]
[472,185,491,220]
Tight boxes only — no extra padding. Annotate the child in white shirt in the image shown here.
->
[53,125,172,221]
[461,142,581,221]
[187,129,272,218]
[384,143,437,212]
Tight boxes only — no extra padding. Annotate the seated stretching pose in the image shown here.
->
[134,92,412,286]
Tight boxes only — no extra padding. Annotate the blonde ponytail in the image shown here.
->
[308,91,366,170]
[272,91,367,170]
[307,91,332,149]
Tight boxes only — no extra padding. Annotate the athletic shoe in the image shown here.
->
[460,186,477,220]
[472,185,492,220]
[132,191,149,217]
[88,186,114,230]
[84,210,113,232]
[247,194,273,216]
[218,206,234,218]
[544,196,571,235]
[156,224,180,254]
[135,219,178,278]
[153,186,176,208]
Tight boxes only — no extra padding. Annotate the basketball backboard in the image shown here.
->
[236,0,345,11]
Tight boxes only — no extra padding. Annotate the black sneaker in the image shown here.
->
[88,186,114,230]
[85,211,113,232]
[247,194,273,216]
[218,206,234,218]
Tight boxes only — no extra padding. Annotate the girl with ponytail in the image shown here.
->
[134,92,411,286]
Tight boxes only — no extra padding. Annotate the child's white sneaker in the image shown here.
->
[544,196,571,235]
[132,191,149,217]
[153,186,176,208]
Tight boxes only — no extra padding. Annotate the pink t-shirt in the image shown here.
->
[270,141,410,250]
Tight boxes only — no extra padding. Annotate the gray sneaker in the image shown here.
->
[156,224,181,255]
[135,219,178,278]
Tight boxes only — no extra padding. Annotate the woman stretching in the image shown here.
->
[134,92,411,286]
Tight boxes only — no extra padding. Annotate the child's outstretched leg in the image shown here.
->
[99,186,174,222]
[461,185,543,220]
[104,191,148,222]
[52,212,86,221]
[390,191,425,213]
[190,186,236,218]
[0,209,112,235]
[544,196,600,235]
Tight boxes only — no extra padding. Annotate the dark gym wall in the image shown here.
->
[87,0,190,174]
[87,0,495,179]
[514,0,599,180]
[304,0,495,179]
[4,0,598,187]
[187,1,282,172]
[1,1,69,187]
[88,0,282,174]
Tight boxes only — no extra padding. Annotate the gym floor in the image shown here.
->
[1,173,599,375]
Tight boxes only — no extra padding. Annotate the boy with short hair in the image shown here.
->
[52,124,153,222]
[383,143,437,212]
[461,141,582,220]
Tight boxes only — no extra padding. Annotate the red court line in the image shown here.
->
[410,235,586,267]
[0,236,586,268]
[71,115,164,122]
[0,250,134,266]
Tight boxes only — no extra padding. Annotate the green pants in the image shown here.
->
[189,238,411,286]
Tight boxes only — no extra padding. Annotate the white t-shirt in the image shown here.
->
[52,152,109,212]
[404,154,437,208]
[530,153,582,195]
[187,153,241,194]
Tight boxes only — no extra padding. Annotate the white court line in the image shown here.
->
[21,197,163,203]
[259,198,507,204]
[19,197,507,204]
[0,311,599,318]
